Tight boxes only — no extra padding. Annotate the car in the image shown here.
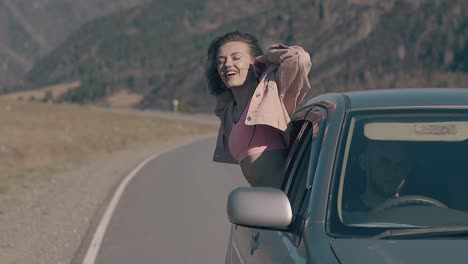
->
[225,88,468,263]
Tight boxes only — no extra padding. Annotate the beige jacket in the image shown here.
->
[213,44,312,164]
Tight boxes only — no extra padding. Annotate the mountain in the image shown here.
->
[14,0,468,112]
[0,0,149,89]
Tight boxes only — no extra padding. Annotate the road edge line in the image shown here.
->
[81,134,216,264]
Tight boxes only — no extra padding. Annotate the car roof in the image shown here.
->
[341,88,468,110]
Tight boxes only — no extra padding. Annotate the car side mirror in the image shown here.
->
[227,187,293,229]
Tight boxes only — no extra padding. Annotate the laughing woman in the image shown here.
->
[205,31,312,188]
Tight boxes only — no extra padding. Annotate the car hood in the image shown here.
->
[331,238,468,264]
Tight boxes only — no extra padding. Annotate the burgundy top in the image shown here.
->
[228,100,286,163]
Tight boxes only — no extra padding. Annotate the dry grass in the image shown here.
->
[0,98,217,190]
[1,81,144,108]
[105,90,143,108]
[1,81,80,101]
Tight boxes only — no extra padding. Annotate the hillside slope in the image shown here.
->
[0,0,148,88]
[20,0,468,112]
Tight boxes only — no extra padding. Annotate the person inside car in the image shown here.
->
[343,140,411,220]
[205,31,312,188]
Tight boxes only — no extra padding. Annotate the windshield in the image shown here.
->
[336,111,468,234]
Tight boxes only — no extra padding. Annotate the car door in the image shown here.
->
[248,106,328,263]
[225,222,253,264]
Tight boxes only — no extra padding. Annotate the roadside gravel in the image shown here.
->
[0,133,216,264]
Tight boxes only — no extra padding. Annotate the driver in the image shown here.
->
[345,140,412,212]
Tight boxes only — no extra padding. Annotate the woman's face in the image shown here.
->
[217,41,255,89]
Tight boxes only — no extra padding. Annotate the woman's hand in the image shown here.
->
[255,44,310,66]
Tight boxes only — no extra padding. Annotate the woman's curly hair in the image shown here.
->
[205,31,263,96]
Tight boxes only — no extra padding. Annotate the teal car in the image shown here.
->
[226,88,468,263]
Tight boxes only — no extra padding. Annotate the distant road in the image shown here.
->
[76,137,247,263]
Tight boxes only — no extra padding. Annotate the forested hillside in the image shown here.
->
[0,0,148,88]
[8,0,468,112]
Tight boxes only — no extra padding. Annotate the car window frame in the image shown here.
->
[282,106,328,246]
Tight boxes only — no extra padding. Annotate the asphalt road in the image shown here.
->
[89,137,247,263]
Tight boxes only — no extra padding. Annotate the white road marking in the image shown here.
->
[81,134,216,264]
[232,239,246,264]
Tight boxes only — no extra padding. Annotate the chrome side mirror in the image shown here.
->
[227,187,292,229]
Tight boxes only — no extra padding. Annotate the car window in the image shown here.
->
[284,107,327,216]
[281,121,311,190]
[289,137,312,214]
